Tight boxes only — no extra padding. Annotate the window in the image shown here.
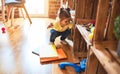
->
[25,0,48,17]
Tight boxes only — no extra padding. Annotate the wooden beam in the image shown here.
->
[85,49,99,74]
[94,0,109,41]
[107,0,120,40]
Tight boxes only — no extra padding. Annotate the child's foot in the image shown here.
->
[61,40,67,44]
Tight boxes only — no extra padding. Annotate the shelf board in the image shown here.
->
[76,25,91,46]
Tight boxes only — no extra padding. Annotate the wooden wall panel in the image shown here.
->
[75,0,85,19]
[75,0,98,20]
[92,0,98,19]
[84,0,95,19]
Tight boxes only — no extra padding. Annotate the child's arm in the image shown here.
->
[47,23,53,29]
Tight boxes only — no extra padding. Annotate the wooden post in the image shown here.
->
[94,0,109,42]
[73,26,80,55]
[107,0,120,40]
[85,49,99,74]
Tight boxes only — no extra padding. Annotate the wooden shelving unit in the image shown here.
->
[73,0,120,74]
[91,44,120,74]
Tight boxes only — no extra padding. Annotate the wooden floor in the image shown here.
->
[0,18,79,74]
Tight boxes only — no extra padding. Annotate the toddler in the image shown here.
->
[47,7,73,45]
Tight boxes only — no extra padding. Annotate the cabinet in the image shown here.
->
[73,0,120,74]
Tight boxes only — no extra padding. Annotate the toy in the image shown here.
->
[88,26,95,42]
[89,32,93,40]
[1,27,6,33]
[90,27,95,33]
[51,44,56,50]
[85,23,94,32]
[58,59,87,73]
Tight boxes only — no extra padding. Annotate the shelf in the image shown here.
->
[74,0,120,73]
[76,19,95,24]
[91,42,120,74]
[76,25,91,46]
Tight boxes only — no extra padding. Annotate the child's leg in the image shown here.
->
[60,29,71,40]
[50,29,60,43]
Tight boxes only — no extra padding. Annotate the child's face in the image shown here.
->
[60,18,70,27]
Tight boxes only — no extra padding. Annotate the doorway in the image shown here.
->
[25,0,48,17]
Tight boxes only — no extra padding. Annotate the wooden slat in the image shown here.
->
[97,62,107,74]
[75,0,98,20]
[107,0,120,40]
[108,49,120,64]
[77,52,87,57]
[85,49,99,74]
[75,0,85,19]
[73,25,81,52]
[91,0,98,19]
[94,0,109,41]
[84,0,95,19]
[91,45,120,74]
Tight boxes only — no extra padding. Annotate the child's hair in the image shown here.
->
[58,8,71,20]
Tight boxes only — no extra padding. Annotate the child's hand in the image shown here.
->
[47,23,53,29]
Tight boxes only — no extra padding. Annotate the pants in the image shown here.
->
[50,29,71,42]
